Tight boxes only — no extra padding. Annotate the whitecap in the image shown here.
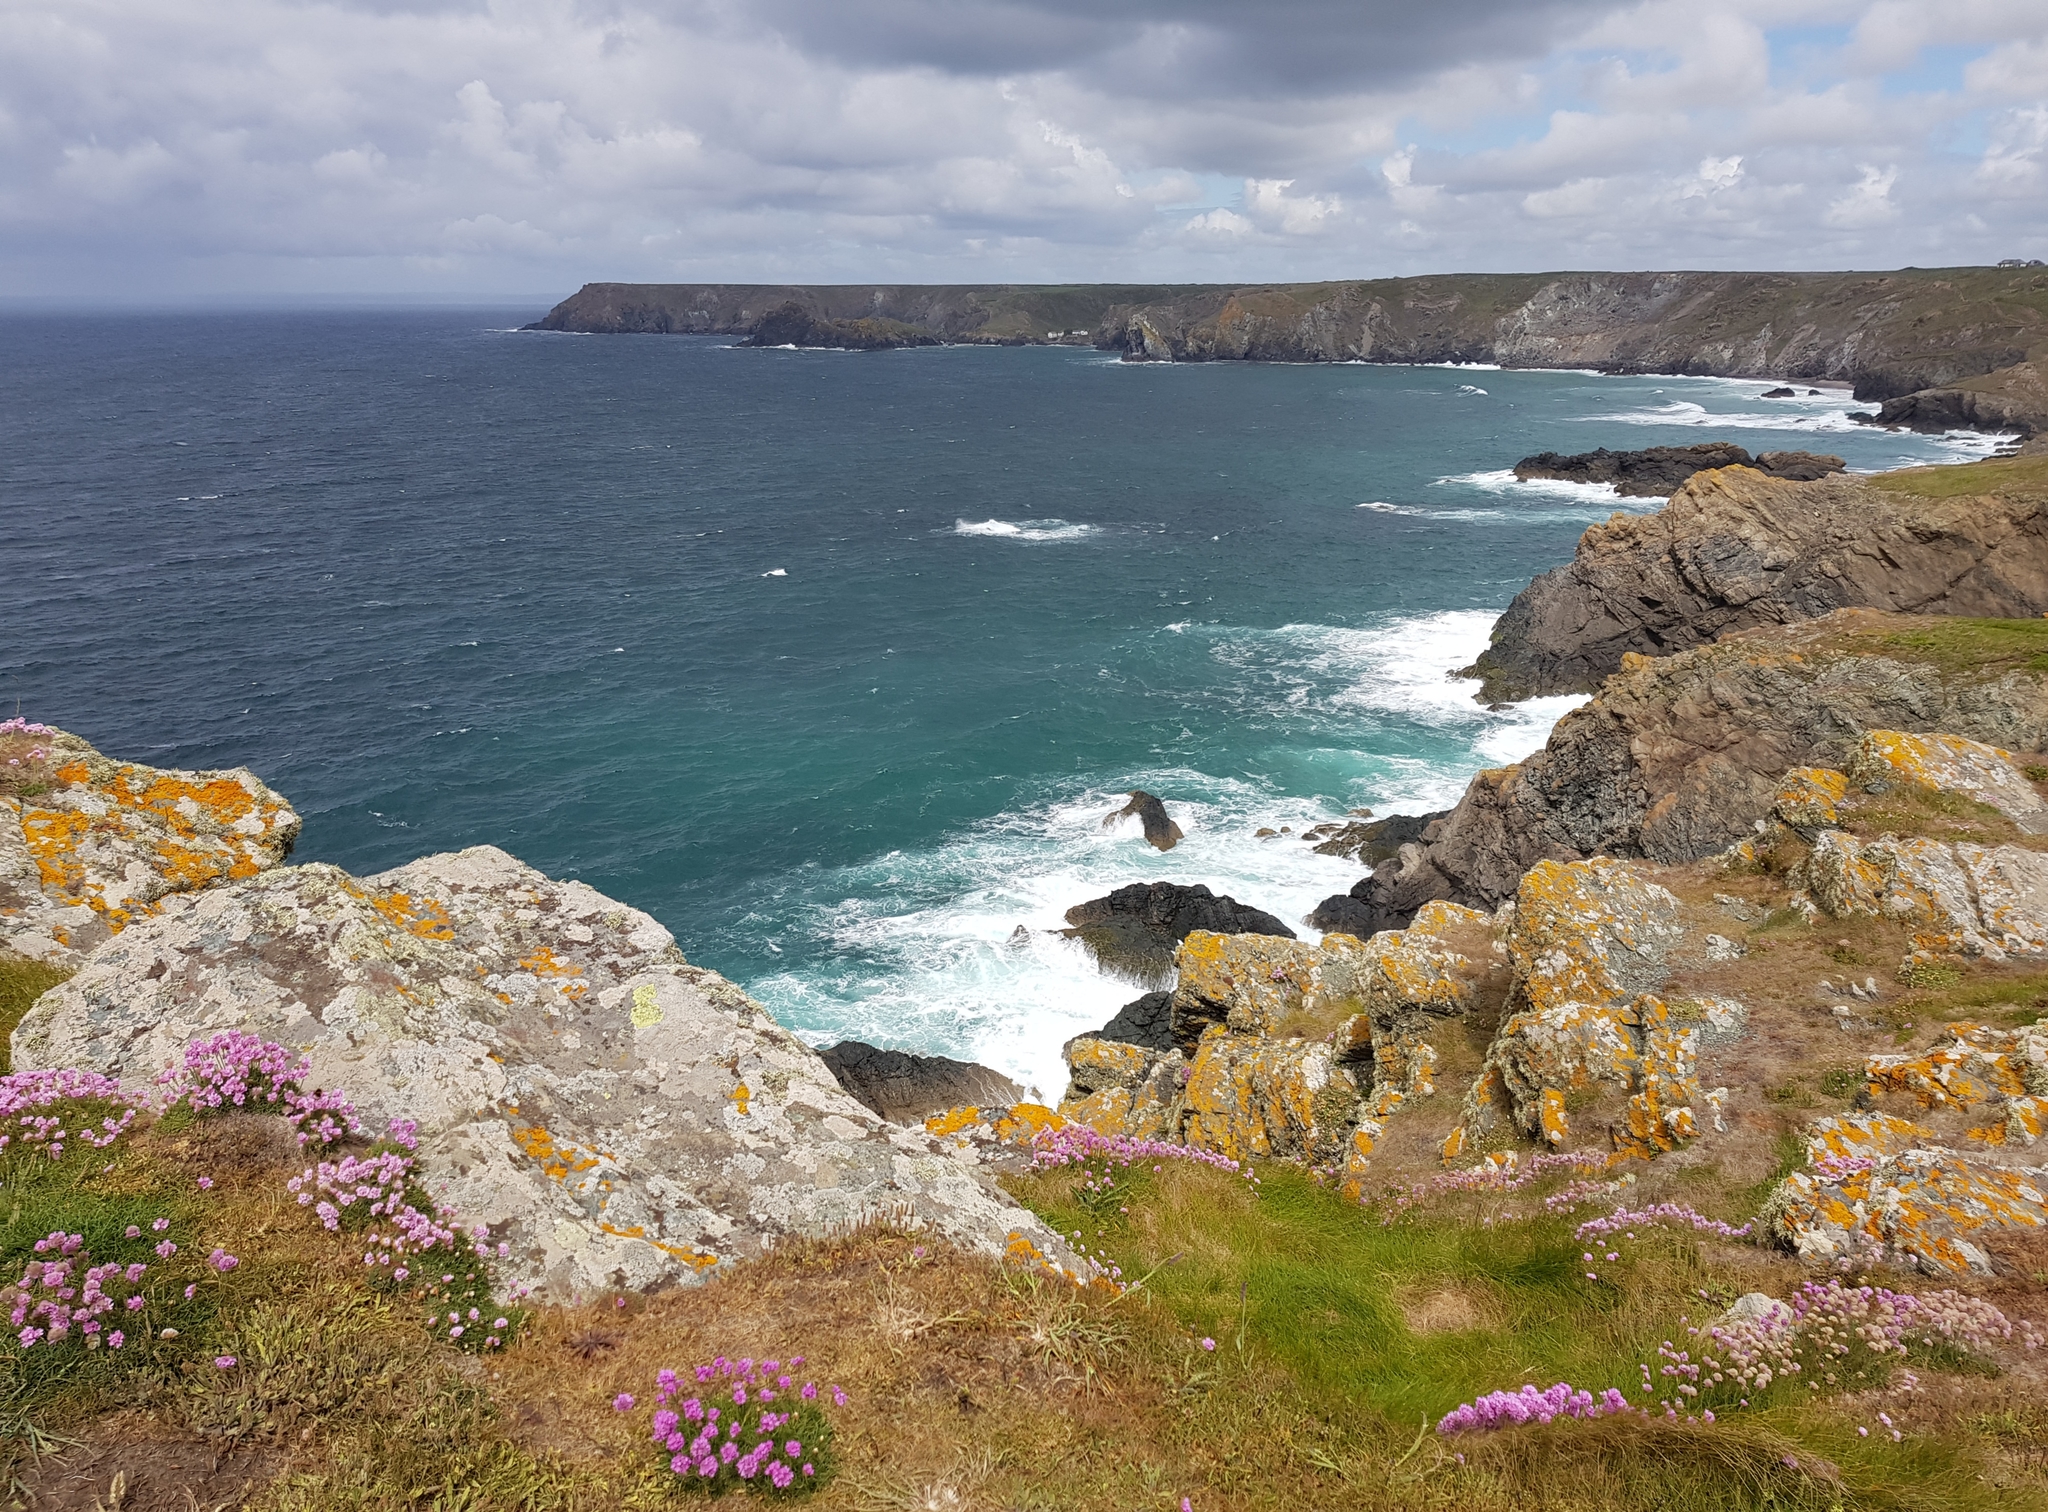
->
[954,517,1096,542]
[1459,384,1488,396]
[762,568,788,577]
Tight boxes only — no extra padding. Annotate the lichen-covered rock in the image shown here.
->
[1866,1023,2039,1112]
[1773,767,1849,833]
[1803,833,2048,961]
[1056,1036,1186,1141]
[1765,1146,2048,1275]
[1315,900,1495,1119]
[1848,730,2048,833]
[1451,860,1709,1157]
[0,729,300,965]
[1180,1027,1362,1165]
[1168,930,1319,1047]
[11,846,1083,1297]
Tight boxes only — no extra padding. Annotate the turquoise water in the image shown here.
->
[0,310,2003,1094]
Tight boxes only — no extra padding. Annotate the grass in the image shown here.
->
[0,1094,2042,1509]
[0,952,70,1074]
[1867,618,2048,677]
[1866,452,2048,499]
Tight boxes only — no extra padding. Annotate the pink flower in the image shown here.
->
[196,1177,213,1190]
[613,1393,635,1411]
[213,1356,236,1369]
[1199,1337,1215,1352]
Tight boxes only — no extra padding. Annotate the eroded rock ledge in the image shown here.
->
[1464,460,2048,704]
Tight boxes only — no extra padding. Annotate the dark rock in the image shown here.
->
[1300,810,1448,865]
[1095,991,1175,1053]
[1761,387,1797,398]
[739,301,941,352]
[1754,450,1848,482]
[1063,881,1294,986]
[1510,443,1844,498]
[1464,464,2047,703]
[1101,791,1184,852]
[818,1041,1024,1124]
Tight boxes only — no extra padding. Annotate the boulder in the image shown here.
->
[1056,1037,1186,1141]
[817,1041,1024,1125]
[1302,811,1446,866]
[1062,881,1293,986]
[1801,833,2048,962]
[11,846,1083,1298]
[1448,860,1710,1157]
[1464,464,2048,703]
[1,728,300,965]
[1847,730,2048,833]
[1167,930,1319,1050]
[1179,1027,1362,1165]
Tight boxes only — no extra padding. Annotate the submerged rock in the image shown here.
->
[818,1041,1024,1125]
[1063,881,1293,987]
[0,727,300,965]
[12,846,1083,1298]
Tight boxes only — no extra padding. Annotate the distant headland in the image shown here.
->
[526,267,2048,435]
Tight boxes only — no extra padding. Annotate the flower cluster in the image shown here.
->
[0,1068,144,1164]
[289,1127,506,1290]
[1647,1279,2042,1421]
[1028,1123,1253,1179]
[1575,1203,1753,1280]
[1382,1149,1614,1218]
[158,1031,366,1147]
[1437,1382,1633,1436]
[6,1232,148,1351]
[0,716,53,768]
[623,1355,844,1491]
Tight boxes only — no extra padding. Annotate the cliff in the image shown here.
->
[1465,455,2048,703]
[530,266,2048,406]
[1316,610,2048,935]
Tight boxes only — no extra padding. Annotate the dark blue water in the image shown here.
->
[0,309,1997,1092]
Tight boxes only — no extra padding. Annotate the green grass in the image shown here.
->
[1861,617,2048,677]
[1867,452,2048,499]
[0,952,70,1074]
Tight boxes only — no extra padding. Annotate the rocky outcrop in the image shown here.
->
[1464,463,2048,703]
[817,1041,1024,1124]
[1094,990,1174,1053]
[1860,360,2048,440]
[1,727,300,966]
[1446,859,1712,1159]
[1301,810,1445,866]
[1802,833,2048,964]
[738,302,940,351]
[1512,444,1844,498]
[1063,881,1293,986]
[1765,1030,2048,1275]
[11,846,1083,1297]
[1846,730,2048,832]
[1100,791,1184,852]
[1166,930,1319,1051]
[1324,611,2048,929]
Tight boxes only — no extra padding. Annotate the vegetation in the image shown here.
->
[0,952,69,1075]
[1867,452,2048,500]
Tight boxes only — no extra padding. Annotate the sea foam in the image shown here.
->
[954,518,1096,542]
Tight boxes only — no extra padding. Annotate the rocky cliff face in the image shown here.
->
[1320,611,2048,932]
[1511,444,1844,498]
[1465,461,2048,703]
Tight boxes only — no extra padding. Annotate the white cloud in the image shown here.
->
[1824,162,1900,226]
[0,0,2043,296]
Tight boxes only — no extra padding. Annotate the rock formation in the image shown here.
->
[818,1040,1024,1124]
[1100,791,1184,852]
[11,845,1083,1298]
[1062,880,1293,985]
[738,301,941,351]
[1860,359,2048,440]
[1464,462,2048,703]
[1,726,300,966]
[1511,444,1845,498]
[1319,611,2048,930]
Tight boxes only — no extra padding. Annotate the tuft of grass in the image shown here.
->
[1868,618,2048,677]
[0,952,71,1074]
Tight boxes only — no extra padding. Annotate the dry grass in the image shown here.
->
[0,953,70,1075]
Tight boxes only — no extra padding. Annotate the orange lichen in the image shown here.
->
[730,1083,752,1118]
[518,946,583,978]
[370,890,457,941]
[598,1223,720,1271]
[509,1124,603,1181]
[923,1106,982,1138]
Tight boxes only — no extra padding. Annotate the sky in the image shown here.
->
[1,0,2045,299]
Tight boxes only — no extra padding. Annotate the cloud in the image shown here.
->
[0,0,2043,296]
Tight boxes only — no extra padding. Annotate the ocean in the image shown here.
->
[0,308,2004,1097]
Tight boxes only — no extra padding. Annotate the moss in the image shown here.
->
[0,951,70,1074]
